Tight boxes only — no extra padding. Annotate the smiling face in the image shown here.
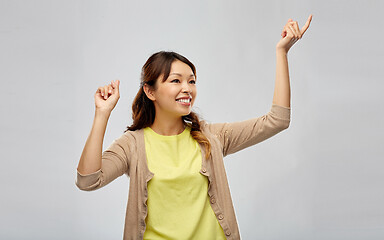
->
[144,60,197,119]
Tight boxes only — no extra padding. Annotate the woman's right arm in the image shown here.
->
[77,80,120,175]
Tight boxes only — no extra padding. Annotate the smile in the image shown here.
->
[176,98,191,106]
[176,98,191,103]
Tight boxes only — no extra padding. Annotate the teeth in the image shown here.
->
[176,98,190,103]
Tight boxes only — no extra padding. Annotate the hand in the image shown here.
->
[276,14,312,53]
[94,80,120,113]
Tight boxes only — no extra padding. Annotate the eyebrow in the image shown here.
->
[170,73,195,78]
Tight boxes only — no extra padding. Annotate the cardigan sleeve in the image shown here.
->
[75,133,131,191]
[206,104,291,157]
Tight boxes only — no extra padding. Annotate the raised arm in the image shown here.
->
[77,80,120,175]
[206,16,312,156]
[273,15,313,108]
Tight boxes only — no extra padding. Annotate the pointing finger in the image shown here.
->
[300,14,313,36]
[112,80,120,95]
[115,80,120,93]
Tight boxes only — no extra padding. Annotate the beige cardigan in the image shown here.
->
[75,104,291,240]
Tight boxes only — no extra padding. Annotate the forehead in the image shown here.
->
[169,60,194,77]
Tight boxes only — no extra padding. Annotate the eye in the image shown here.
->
[171,79,180,83]
[189,80,196,84]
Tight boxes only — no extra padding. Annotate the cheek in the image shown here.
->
[192,95,197,105]
[156,86,176,101]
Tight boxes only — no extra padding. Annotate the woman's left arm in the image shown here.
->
[207,16,313,156]
[273,15,313,108]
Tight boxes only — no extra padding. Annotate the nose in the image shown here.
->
[181,81,192,93]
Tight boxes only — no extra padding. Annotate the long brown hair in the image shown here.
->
[125,51,211,160]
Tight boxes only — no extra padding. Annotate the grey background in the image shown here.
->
[1,0,383,239]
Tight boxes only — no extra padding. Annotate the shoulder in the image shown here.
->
[199,120,223,139]
[199,120,211,133]
[122,128,144,142]
[108,129,144,150]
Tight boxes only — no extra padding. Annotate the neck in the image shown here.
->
[150,113,185,136]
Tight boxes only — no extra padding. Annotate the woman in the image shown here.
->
[76,15,312,240]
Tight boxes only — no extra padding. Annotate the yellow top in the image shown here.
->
[143,126,226,240]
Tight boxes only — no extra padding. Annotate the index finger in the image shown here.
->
[300,14,313,35]
[111,80,119,88]
[112,80,120,93]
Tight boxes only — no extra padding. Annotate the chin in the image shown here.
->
[180,110,192,117]
[180,111,190,116]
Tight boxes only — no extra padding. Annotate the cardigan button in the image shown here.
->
[218,214,224,220]
[225,230,231,236]
[210,197,216,204]
[201,168,207,173]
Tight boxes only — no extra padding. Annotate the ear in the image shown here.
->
[143,83,156,101]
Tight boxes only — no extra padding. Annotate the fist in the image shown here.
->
[94,80,120,113]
